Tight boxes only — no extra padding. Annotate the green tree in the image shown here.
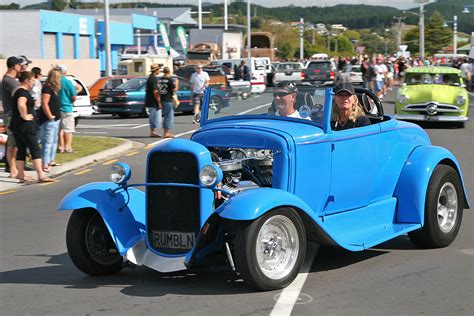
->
[51,0,67,11]
[424,11,452,55]
[403,27,420,55]
[343,30,361,41]
[0,2,20,9]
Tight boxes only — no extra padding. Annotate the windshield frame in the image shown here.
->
[200,86,334,133]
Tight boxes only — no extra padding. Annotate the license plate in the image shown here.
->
[425,115,439,121]
[152,230,195,249]
[106,97,112,102]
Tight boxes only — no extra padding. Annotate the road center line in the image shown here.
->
[270,243,319,316]
[74,169,93,175]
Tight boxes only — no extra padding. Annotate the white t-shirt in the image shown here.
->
[0,134,7,160]
[190,71,210,94]
[460,63,472,79]
[374,64,384,82]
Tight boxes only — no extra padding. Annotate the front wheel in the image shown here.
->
[66,209,123,275]
[234,207,306,291]
[209,96,223,114]
[408,165,464,248]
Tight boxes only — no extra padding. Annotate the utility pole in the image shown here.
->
[104,0,112,76]
[393,16,406,50]
[453,15,457,60]
[416,0,428,61]
[247,0,251,58]
[198,0,202,30]
[300,18,304,60]
[224,0,228,31]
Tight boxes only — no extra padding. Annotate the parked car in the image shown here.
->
[88,75,137,105]
[395,66,469,127]
[337,65,363,84]
[303,60,336,85]
[60,86,469,291]
[272,62,304,85]
[96,76,229,118]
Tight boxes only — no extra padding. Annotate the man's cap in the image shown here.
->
[274,81,297,94]
[6,56,23,68]
[333,82,355,95]
[55,64,67,73]
[19,55,32,65]
[150,63,160,73]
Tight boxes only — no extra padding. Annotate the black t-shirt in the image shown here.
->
[145,75,159,108]
[38,84,61,125]
[157,76,176,102]
[10,88,36,134]
[331,116,371,131]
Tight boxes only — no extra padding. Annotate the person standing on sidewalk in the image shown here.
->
[1,56,26,178]
[56,65,77,153]
[38,68,62,172]
[157,67,176,138]
[190,64,210,124]
[10,71,53,183]
[145,64,162,137]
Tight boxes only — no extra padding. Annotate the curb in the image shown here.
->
[0,138,140,192]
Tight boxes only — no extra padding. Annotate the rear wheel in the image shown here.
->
[140,106,150,118]
[66,209,123,275]
[408,165,464,248]
[210,96,223,114]
[234,207,306,291]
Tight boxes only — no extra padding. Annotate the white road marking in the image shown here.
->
[270,243,319,316]
[131,124,149,129]
[79,131,109,134]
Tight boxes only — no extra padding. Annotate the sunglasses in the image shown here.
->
[273,91,292,98]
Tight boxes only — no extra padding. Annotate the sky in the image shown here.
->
[6,0,428,10]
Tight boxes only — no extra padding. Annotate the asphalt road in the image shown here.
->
[1,88,473,315]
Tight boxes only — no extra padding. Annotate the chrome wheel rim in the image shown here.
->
[209,98,219,112]
[256,215,299,280]
[437,182,458,233]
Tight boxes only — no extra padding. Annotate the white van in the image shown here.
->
[210,57,271,94]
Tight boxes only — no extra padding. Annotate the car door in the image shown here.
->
[324,123,381,215]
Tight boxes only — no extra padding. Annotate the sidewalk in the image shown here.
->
[0,138,139,192]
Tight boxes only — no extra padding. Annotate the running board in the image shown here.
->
[322,198,421,251]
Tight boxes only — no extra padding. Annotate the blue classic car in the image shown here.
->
[96,76,229,118]
[60,85,469,291]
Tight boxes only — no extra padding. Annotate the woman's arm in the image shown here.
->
[41,93,55,120]
[18,96,33,121]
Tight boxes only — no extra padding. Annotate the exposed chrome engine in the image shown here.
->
[209,148,273,197]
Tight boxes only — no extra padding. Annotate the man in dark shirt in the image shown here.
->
[145,63,162,137]
[1,56,28,178]
[157,67,177,138]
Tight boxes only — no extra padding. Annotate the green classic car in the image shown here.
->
[395,66,469,127]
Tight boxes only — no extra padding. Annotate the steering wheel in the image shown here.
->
[354,87,384,120]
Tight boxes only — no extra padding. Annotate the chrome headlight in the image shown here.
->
[456,96,466,106]
[110,162,131,184]
[199,164,223,187]
[398,94,409,104]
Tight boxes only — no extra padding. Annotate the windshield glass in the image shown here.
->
[204,85,330,127]
[117,78,146,90]
[405,73,461,85]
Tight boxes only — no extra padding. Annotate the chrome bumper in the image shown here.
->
[125,239,187,273]
[394,114,469,122]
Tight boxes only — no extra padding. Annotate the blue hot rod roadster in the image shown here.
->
[59,85,469,291]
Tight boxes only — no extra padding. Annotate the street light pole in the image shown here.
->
[299,18,304,60]
[224,0,228,31]
[198,0,202,30]
[104,0,112,76]
[418,0,426,61]
[453,15,457,60]
[247,0,251,58]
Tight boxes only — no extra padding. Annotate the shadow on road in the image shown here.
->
[0,252,252,296]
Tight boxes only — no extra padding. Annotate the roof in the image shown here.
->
[64,7,196,25]
[405,66,462,74]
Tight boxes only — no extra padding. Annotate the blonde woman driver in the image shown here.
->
[331,82,370,131]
